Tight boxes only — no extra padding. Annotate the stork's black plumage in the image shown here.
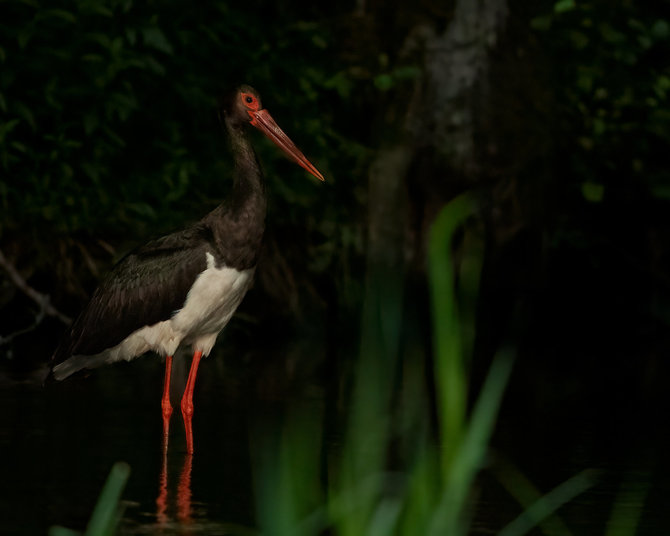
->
[49,85,324,453]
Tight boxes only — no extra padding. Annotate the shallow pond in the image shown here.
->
[0,346,668,535]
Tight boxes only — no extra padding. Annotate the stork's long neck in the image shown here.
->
[204,118,267,269]
[229,121,266,207]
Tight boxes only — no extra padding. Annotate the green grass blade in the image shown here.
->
[428,350,514,536]
[493,457,576,536]
[367,497,403,536]
[48,527,81,536]
[498,469,597,536]
[605,471,650,536]
[427,192,476,471]
[84,462,131,536]
[49,462,130,536]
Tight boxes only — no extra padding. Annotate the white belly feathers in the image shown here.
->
[170,252,253,353]
[53,252,253,380]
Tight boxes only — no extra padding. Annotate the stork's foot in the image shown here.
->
[180,350,202,455]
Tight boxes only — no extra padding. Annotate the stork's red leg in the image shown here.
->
[181,350,203,454]
[161,355,174,449]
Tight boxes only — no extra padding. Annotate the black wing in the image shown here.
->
[52,224,217,365]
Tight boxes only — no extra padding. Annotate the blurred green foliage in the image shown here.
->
[49,461,130,536]
[532,0,670,203]
[253,194,518,536]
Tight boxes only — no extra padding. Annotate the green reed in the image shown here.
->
[49,462,130,536]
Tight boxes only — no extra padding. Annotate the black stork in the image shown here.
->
[50,85,324,453]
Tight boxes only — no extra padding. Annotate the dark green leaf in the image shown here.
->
[142,27,173,54]
[554,0,575,14]
[35,9,77,24]
[651,19,669,40]
[581,182,604,202]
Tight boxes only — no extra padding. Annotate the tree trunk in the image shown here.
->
[362,0,509,334]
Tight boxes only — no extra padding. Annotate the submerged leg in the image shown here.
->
[161,355,174,449]
[181,350,203,454]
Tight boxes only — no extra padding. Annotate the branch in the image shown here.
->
[0,248,71,325]
[0,307,45,347]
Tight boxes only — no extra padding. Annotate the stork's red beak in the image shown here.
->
[249,109,325,182]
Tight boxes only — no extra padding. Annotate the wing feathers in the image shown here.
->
[52,226,214,365]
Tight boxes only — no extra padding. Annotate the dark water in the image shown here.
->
[0,354,262,535]
[1,349,669,535]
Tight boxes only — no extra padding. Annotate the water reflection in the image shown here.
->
[156,450,170,525]
[0,349,668,535]
[156,450,193,528]
[176,454,194,524]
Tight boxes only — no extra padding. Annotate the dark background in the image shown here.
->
[1,0,669,534]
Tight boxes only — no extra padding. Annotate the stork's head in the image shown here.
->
[221,85,324,182]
